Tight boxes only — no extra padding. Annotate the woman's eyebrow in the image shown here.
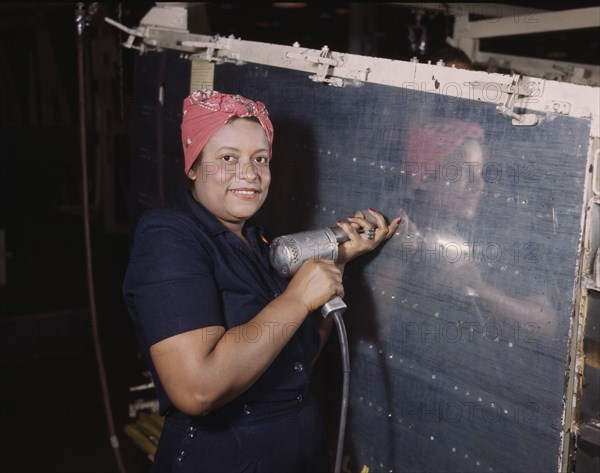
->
[216,146,270,154]
[215,146,241,153]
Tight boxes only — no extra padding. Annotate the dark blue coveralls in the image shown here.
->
[123,190,331,473]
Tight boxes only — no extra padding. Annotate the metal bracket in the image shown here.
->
[593,148,600,197]
[582,253,600,293]
[286,45,347,87]
[176,37,241,64]
[545,99,572,116]
[496,75,539,126]
[177,39,221,62]
[105,17,238,64]
[104,17,156,53]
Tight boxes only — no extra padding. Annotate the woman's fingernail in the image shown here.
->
[348,216,355,219]
[369,207,376,212]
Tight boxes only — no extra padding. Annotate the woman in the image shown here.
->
[123,89,400,472]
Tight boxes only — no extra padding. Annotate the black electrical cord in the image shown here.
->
[332,311,351,473]
[76,4,127,472]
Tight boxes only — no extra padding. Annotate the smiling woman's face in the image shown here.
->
[187,118,271,233]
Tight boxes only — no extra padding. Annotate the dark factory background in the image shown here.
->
[0,2,598,472]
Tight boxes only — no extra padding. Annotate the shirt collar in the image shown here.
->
[180,189,265,239]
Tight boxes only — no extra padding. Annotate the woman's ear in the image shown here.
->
[187,167,197,181]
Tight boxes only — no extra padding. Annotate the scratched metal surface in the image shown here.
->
[130,51,591,472]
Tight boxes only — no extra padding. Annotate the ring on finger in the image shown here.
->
[366,227,376,240]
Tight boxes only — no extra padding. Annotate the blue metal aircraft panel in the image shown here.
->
[130,51,591,473]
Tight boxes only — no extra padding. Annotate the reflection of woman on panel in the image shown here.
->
[123,89,400,472]
[392,118,557,338]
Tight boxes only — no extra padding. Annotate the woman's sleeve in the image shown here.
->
[123,211,224,347]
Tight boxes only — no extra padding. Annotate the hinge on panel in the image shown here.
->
[495,75,539,126]
[286,45,347,87]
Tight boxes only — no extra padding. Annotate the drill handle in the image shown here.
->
[321,295,347,318]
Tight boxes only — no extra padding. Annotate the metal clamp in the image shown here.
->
[287,45,346,87]
[496,75,539,126]
[176,39,226,62]
[104,17,154,53]
[179,36,242,64]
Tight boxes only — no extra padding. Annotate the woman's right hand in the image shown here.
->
[285,258,344,313]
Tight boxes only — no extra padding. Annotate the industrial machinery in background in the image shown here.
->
[125,370,161,461]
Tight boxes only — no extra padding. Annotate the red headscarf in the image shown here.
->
[181,89,274,174]
[406,118,484,188]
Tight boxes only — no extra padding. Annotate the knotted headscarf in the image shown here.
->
[405,118,484,188]
[181,89,274,174]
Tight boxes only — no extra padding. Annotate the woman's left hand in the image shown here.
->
[335,209,401,266]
